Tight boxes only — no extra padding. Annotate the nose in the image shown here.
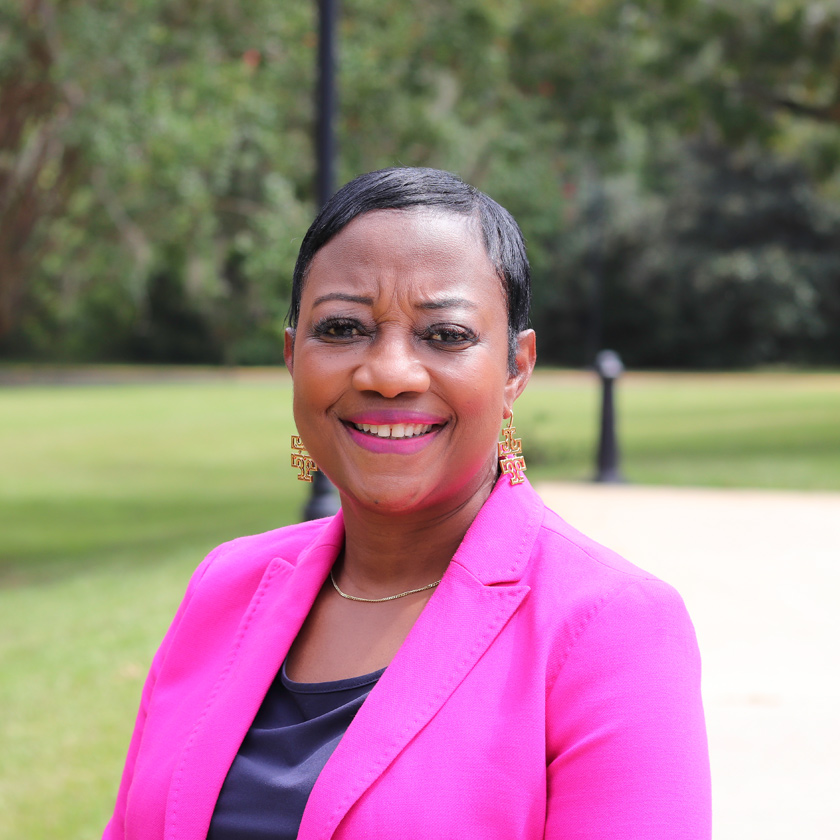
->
[351,330,431,398]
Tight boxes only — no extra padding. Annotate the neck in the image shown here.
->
[336,469,498,594]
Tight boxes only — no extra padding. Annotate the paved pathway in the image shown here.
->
[536,482,840,840]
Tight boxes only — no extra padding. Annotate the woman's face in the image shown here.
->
[285,208,535,517]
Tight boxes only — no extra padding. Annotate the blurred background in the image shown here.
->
[1,1,839,838]
[2,0,840,369]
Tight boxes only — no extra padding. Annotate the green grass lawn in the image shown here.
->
[1,367,839,838]
[518,369,840,489]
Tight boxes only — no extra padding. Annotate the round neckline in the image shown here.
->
[280,660,387,694]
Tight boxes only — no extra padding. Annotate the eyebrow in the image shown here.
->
[312,292,374,307]
[312,293,477,311]
[417,297,477,311]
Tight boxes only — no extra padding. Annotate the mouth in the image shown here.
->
[350,421,435,440]
[342,414,445,454]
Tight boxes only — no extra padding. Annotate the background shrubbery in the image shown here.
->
[2,0,840,368]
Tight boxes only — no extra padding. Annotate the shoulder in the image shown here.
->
[532,502,662,585]
[186,516,333,595]
[208,516,329,568]
[523,498,696,660]
[464,477,682,613]
[152,516,337,665]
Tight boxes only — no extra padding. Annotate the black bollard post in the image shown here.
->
[300,0,341,521]
[303,469,341,520]
[316,0,337,213]
[594,349,625,483]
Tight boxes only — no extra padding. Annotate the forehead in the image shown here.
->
[302,209,505,308]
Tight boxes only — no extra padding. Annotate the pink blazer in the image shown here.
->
[104,478,711,839]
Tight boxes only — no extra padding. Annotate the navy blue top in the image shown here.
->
[206,662,385,840]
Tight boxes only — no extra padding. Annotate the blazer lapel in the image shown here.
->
[165,513,345,840]
[300,479,544,840]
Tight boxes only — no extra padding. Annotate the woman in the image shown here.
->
[104,168,711,839]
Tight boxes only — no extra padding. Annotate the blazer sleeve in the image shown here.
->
[102,549,219,840]
[544,578,712,840]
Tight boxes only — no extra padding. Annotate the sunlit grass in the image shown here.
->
[1,375,308,579]
[1,367,839,838]
[0,554,201,839]
[518,370,840,489]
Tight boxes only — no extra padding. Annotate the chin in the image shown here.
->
[336,465,496,519]
[343,484,435,516]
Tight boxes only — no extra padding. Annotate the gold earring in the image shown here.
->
[291,435,319,482]
[498,413,527,486]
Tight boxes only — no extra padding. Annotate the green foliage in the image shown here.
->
[2,0,316,363]
[2,0,840,366]
[536,139,840,367]
[511,0,840,155]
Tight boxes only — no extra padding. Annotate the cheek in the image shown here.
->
[449,382,506,440]
[448,360,507,407]
[293,344,341,388]
[291,354,333,424]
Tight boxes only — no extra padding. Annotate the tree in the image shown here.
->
[0,0,82,341]
[1,0,839,366]
[510,1,840,164]
[1,0,316,362]
[542,139,840,367]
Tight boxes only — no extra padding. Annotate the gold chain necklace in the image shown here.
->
[329,568,442,603]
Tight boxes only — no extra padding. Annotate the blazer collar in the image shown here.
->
[449,475,545,585]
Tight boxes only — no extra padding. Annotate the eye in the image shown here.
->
[424,325,476,345]
[312,317,368,339]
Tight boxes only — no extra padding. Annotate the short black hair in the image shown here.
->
[287,167,530,374]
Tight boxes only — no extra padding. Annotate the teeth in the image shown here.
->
[353,422,433,439]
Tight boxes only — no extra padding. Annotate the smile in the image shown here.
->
[343,415,444,455]
[352,422,434,439]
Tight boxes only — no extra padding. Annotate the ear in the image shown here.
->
[503,329,536,418]
[284,327,296,377]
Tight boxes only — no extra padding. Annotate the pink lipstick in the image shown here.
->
[342,410,445,454]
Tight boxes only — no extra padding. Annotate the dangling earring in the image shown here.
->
[498,413,527,486]
[291,435,319,482]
